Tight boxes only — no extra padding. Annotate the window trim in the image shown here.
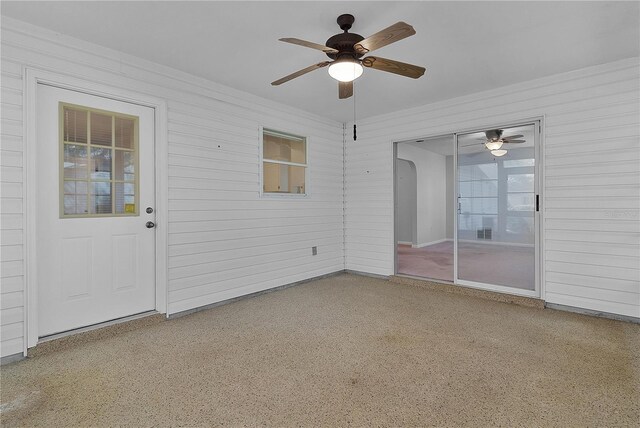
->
[59,102,140,218]
[259,126,309,198]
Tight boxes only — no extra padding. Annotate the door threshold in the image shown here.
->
[30,311,164,358]
[390,275,544,309]
[395,273,455,285]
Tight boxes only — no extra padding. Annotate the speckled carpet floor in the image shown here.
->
[1,274,639,427]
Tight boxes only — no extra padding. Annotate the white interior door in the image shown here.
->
[36,84,156,337]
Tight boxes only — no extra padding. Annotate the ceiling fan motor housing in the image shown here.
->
[486,129,504,141]
[325,14,365,61]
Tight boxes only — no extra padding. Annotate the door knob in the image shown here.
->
[146,221,156,229]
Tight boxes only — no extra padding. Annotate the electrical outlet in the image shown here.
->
[312,246,317,255]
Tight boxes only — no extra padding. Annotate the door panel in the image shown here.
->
[456,124,537,292]
[37,85,156,337]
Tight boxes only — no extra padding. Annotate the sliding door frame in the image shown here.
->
[393,116,545,301]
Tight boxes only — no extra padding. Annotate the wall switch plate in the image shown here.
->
[312,246,317,255]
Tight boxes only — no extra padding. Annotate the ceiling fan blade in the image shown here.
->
[361,56,426,79]
[271,62,331,86]
[503,134,524,140]
[503,140,526,144]
[338,81,353,99]
[354,22,416,54]
[279,38,338,54]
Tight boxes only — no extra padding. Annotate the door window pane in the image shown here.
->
[60,103,139,217]
[63,144,88,179]
[90,112,112,146]
[63,181,88,215]
[114,150,135,181]
[90,181,112,214]
[90,147,112,180]
[115,117,135,149]
[114,182,136,214]
[63,107,88,143]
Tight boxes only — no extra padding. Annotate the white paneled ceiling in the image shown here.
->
[2,1,639,122]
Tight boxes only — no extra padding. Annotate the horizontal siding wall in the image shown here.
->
[1,54,25,357]
[345,57,640,318]
[0,18,345,357]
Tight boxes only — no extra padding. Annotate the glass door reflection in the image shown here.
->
[456,124,536,291]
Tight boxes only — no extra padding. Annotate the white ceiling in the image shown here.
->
[3,1,638,122]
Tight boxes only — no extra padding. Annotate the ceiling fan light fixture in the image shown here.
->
[485,140,503,150]
[328,59,363,82]
[491,149,508,157]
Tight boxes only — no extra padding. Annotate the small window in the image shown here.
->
[262,129,307,195]
[61,103,139,217]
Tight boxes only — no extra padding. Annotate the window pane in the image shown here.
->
[459,163,497,181]
[114,182,136,214]
[115,117,135,149]
[508,193,534,211]
[63,107,88,143]
[90,112,112,146]
[504,158,534,168]
[90,181,112,214]
[90,147,112,180]
[508,174,534,192]
[506,216,534,237]
[114,150,135,181]
[263,133,306,163]
[465,180,498,197]
[461,197,498,214]
[263,162,305,194]
[63,181,88,215]
[458,214,496,233]
[63,144,88,179]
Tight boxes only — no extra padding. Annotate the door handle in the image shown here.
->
[146,221,156,229]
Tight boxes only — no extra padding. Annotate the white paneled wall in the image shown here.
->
[345,58,640,318]
[1,17,638,359]
[0,18,344,358]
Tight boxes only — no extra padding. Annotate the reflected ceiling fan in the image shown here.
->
[479,129,526,157]
[271,14,426,99]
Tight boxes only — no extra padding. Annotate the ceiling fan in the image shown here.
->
[271,14,426,99]
[479,129,526,157]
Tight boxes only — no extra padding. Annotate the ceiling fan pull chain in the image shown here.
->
[353,81,357,141]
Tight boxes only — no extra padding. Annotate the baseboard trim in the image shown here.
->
[413,238,448,248]
[27,313,166,359]
[169,270,346,319]
[1,352,25,366]
[344,269,391,280]
[458,239,534,248]
[545,303,640,324]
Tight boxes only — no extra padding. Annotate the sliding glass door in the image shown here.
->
[455,124,538,293]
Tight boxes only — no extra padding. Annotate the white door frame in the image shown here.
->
[23,67,169,353]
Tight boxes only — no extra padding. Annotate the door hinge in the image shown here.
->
[536,194,540,212]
